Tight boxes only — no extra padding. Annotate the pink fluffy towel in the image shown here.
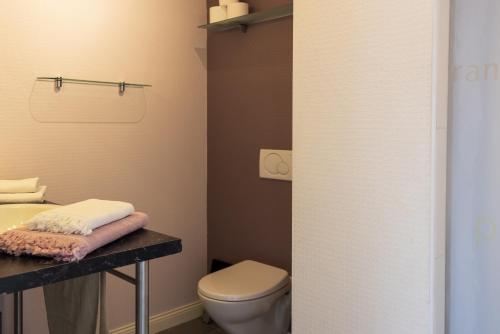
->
[0,212,148,262]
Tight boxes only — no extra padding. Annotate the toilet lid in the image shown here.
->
[198,260,290,302]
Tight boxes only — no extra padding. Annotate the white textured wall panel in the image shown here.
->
[293,0,436,333]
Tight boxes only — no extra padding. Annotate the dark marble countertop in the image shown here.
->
[0,229,182,294]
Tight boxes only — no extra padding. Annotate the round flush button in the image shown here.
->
[264,153,282,175]
[277,162,289,175]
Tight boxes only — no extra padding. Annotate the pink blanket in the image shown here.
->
[0,212,148,262]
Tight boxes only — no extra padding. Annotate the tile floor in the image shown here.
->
[159,318,224,334]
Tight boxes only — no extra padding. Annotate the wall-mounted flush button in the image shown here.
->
[277,162,289,175]
[260,149,292,181]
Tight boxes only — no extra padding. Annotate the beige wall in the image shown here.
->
[0,1,207,333]
[293,0,447,333]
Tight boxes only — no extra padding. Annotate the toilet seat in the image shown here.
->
[198,260,289,302]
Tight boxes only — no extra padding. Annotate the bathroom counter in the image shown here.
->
[0,202,181,334]
[0,228,181,334]
[0,228,182,293]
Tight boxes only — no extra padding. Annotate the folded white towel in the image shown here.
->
[24,199,135,235]
[0,178,39,193]
[0,186,46,204]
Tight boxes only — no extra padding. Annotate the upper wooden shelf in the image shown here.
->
[199,3,293,33]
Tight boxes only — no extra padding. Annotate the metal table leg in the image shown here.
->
[14,291,22,334]
[10,263,148,334]
[136,261,149,334]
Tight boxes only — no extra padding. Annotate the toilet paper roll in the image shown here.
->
[220,0,239,6]
[227,2,249,19]
[209,6,227,23]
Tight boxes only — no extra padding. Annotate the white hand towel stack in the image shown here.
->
[0,178,47,204]
[24,199,135,235]
[209,0,249,23]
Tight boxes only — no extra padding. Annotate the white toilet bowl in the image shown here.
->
[198,260,291,334]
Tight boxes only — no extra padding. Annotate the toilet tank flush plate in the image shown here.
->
[259,149,292,181]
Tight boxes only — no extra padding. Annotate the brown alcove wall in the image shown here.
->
[207,0,293,272]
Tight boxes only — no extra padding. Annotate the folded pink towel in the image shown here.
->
[0,212,148,262]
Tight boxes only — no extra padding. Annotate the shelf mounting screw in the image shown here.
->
[55,77,63,90]
[119,82,126,95]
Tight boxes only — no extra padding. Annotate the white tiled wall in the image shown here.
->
[292,0,448,333]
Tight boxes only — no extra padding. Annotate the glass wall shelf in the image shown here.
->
[199,3,293,33]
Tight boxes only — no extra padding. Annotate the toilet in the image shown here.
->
[198,260,291,334]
